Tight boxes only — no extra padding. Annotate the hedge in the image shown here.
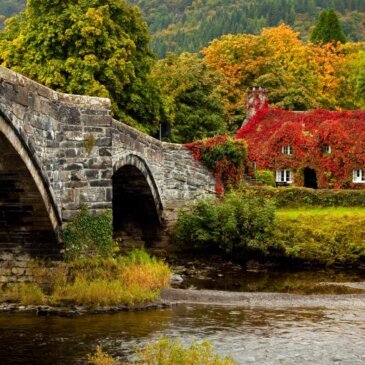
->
[241,186,365,207]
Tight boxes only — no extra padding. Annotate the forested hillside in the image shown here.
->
[1,0,365,57]
[127,0,365,57]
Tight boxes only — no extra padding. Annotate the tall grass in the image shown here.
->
[87,339,237,365]
[1,250,170,307]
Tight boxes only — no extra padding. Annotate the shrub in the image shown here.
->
[254,170,275,186]
[135,338,236,365]
[63,205,114,260]
[270,215,365,265]
[174,191,275,254]
[87,339,236,365]
[185,136,247,193]
[241,186,365,207]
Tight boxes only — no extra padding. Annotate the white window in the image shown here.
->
[353,170,365,183]
[323,145,331,154]
[282,145,293,155]
[276,169,292,183]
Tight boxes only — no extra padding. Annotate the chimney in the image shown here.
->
[242,87,268,127]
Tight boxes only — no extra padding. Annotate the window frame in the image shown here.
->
[281,145,293,155]
[275,169,292,184]
[353,170,365,183]
[322,145,331,154]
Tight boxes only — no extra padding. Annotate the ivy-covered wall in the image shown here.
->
[237,104,365,189]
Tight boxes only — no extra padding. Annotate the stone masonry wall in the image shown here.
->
[0,66,216,283]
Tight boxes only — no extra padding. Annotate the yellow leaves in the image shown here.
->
[202,24,362,112]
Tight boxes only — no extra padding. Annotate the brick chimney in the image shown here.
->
[242,87,268,127]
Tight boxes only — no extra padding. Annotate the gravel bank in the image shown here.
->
[161,288,365,309]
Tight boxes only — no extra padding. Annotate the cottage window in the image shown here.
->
[323,145,331,154]
[282,145,293,155]
[276,169,292,184]
[353,170,365,183]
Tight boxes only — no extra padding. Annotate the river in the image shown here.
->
[1,303,365,364]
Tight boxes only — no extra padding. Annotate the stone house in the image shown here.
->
[236,88,365,189]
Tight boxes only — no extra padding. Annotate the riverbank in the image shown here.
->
[0,300,172,317]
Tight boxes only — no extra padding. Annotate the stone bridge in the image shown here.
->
[0,66,216,281]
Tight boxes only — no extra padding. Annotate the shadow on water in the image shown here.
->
[171,260,365,294]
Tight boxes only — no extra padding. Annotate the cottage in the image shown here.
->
[236,87,365,189]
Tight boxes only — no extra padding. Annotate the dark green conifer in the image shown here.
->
[310,9,347,44]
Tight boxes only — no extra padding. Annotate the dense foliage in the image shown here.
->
[63,205,113,260]
[185,136,247,193]
[241,186,365,207]
[204,25,364,119]
[2,1,365,58]
[151,52,228,142]
[311,9,347,44]
[127,0,365,57]
[272,214,365,265]
[174,192,275,254]
[0,0,164,133]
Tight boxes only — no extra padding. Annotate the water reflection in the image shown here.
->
[1,304,365,364]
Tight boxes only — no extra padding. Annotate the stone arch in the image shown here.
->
[0,110,61,256]
[112,154,164,246]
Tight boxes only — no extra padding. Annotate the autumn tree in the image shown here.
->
[310,9,347,44]
[0,0,164,133]
[151,52,228,143]
[202,24,360,116]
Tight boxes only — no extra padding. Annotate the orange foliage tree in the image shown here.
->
[202,24,364,123]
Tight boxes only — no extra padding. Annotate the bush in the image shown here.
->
[241,186,365,207]
[174,191,275,254]
[63,205,114,260]
[270,215,365,265]
[87,339,236,365]
[254,170,275,186]
[135,338,236,365]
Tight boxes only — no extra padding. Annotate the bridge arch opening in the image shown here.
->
[112,156,163,247]
[0,123,59,259]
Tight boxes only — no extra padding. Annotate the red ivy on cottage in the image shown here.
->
[236,108,365,189]
[185,136,247,194]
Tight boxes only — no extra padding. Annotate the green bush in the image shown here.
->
[270,215,365,265]
[241,186,365,207]
[135,338,236,365]
[174,191,275,254]
[63,205,113,260]
[254,170,275,186]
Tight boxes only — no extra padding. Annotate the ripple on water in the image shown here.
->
[1,305,365,364]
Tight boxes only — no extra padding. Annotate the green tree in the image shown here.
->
[353,51,365,107]
[151,52,228,143]
[310,9,347,44]
[0,0,164,133]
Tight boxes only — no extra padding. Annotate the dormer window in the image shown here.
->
[276,169,292,184]
[282,145,293,155]
[353,170,365,183]
[323,145,331,154]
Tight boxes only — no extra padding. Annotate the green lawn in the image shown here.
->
[277,207,365,218]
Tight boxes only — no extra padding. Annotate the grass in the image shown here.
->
[87,338,237,365]
[0,250,171,307]
[277,206,365,218]
[271,213,365,265]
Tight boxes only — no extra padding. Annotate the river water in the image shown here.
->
[1,303,365,364]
